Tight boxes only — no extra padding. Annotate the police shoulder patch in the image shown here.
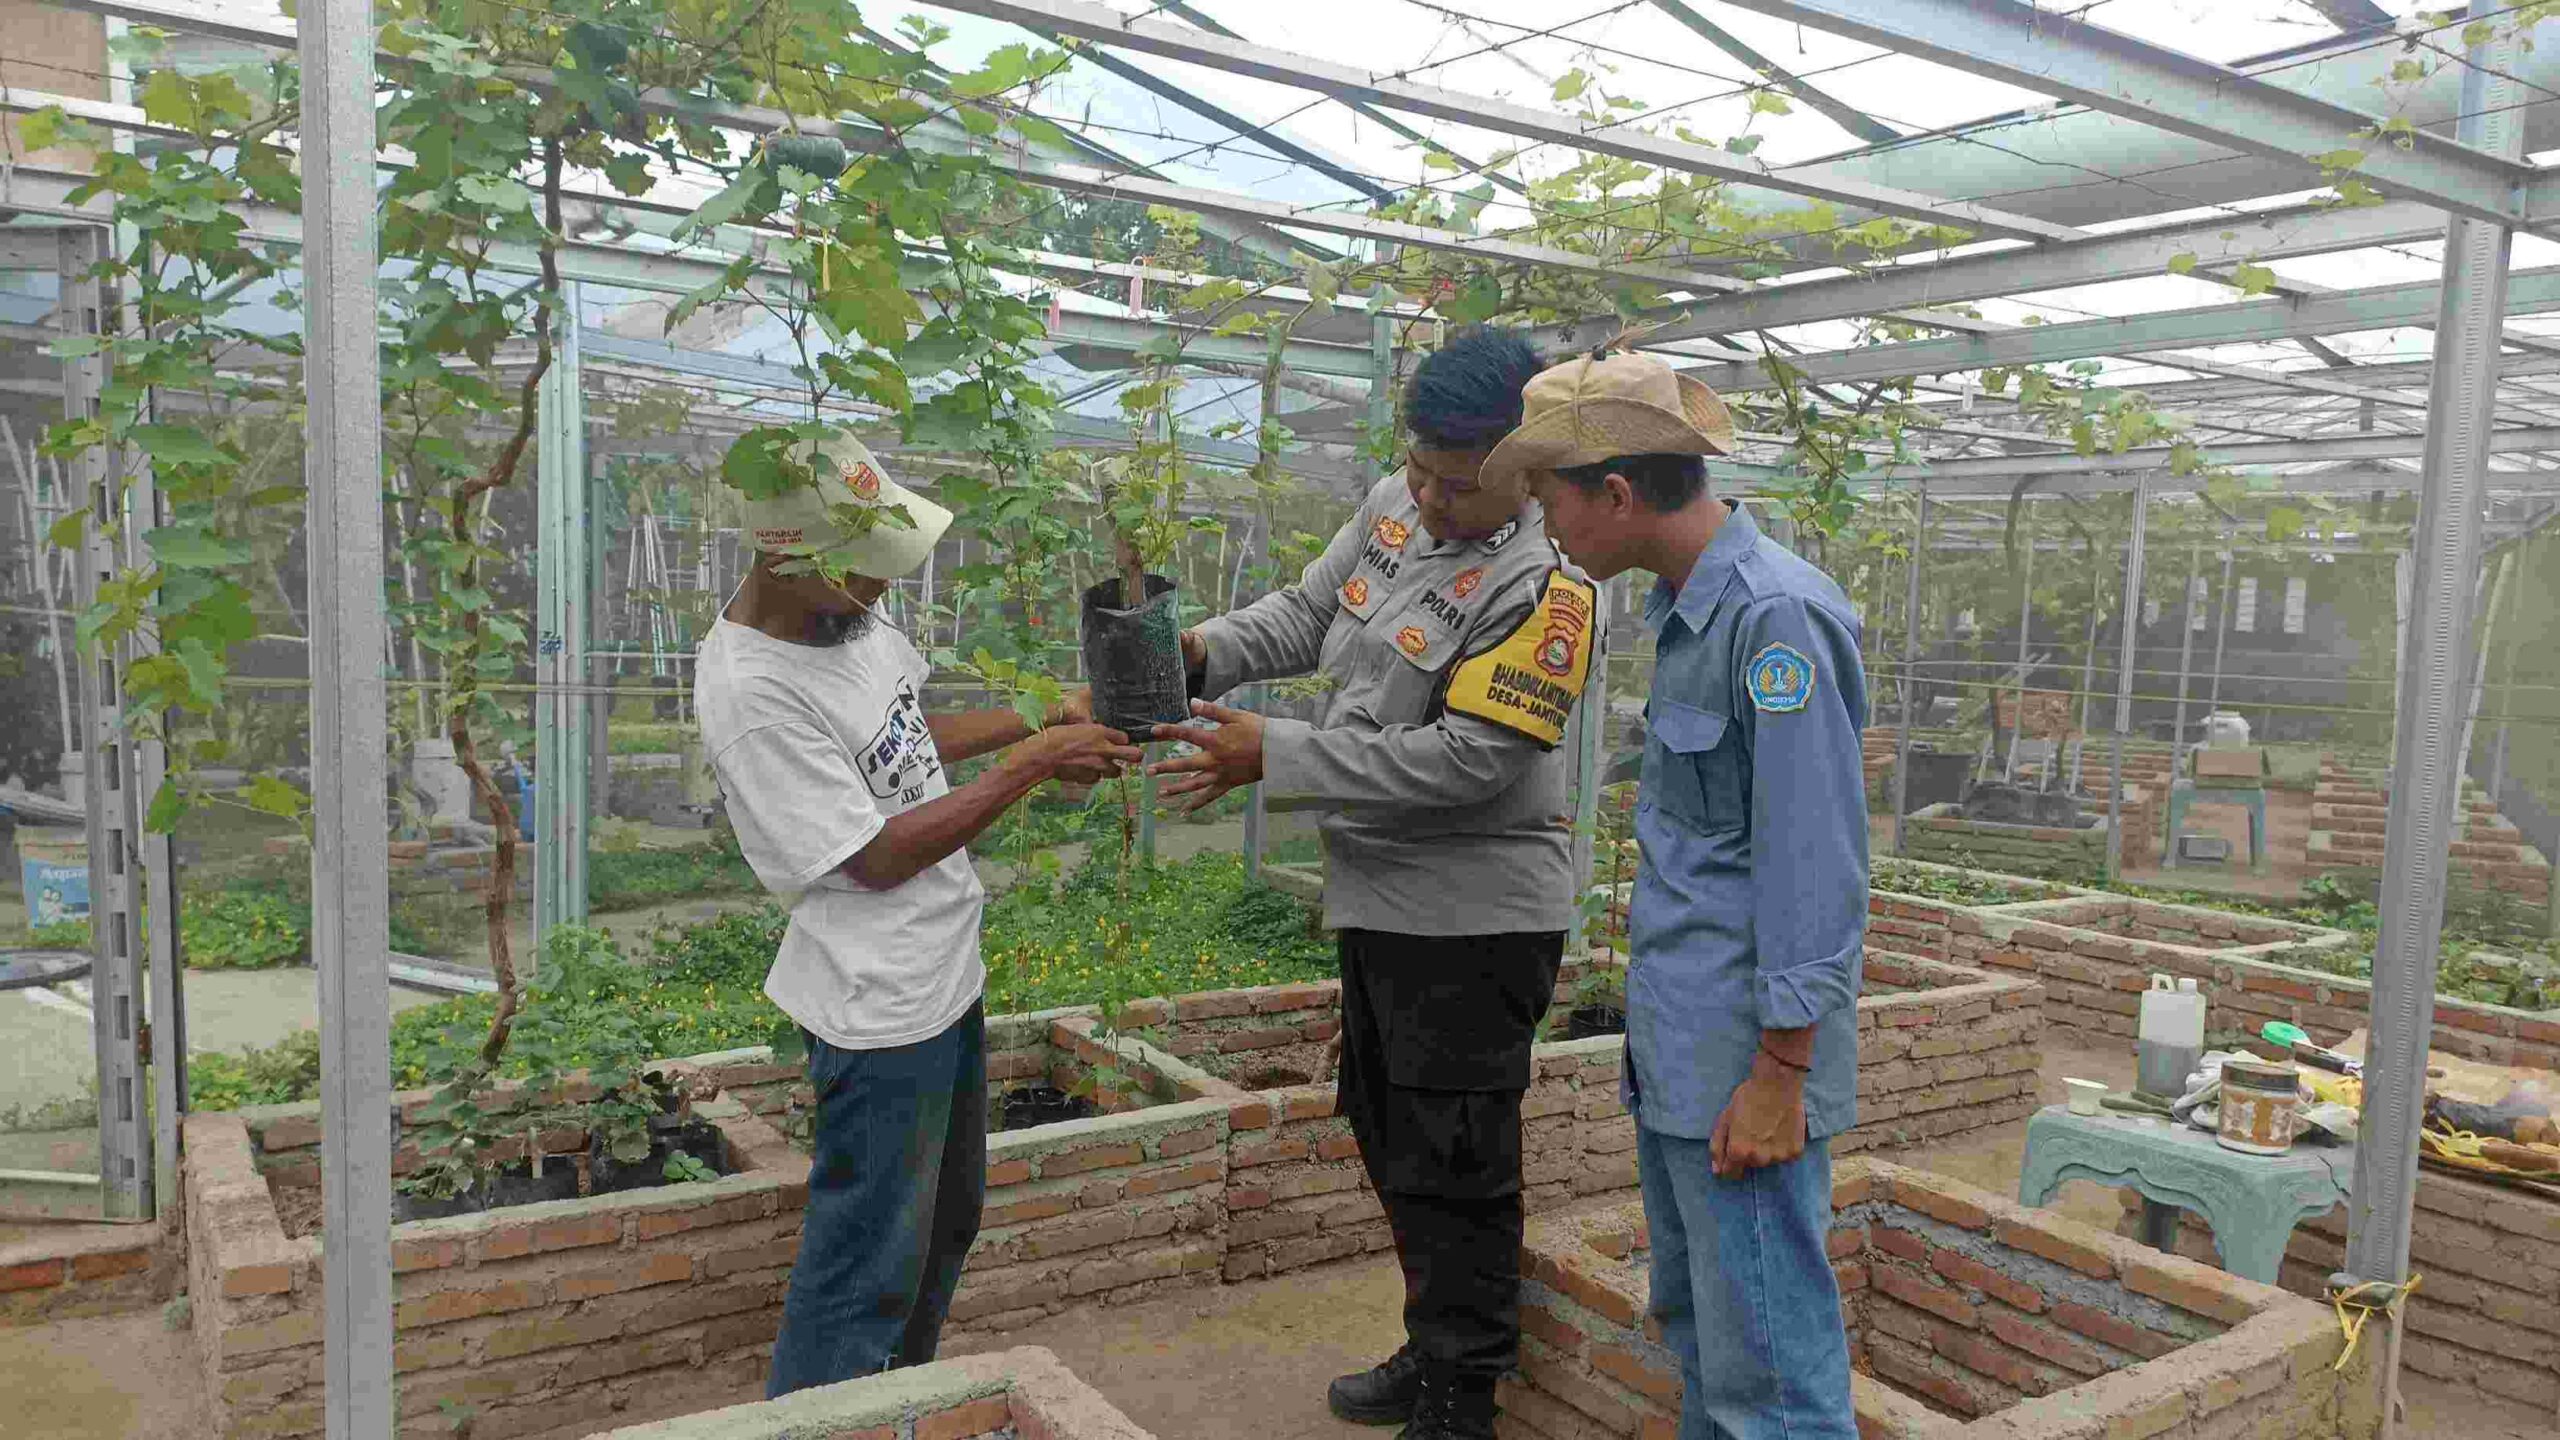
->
[1443,569,1597,748]
[1746,641,1817,714]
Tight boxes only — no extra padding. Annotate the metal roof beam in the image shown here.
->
[1679,267,2560,391]
[1149,0,1531,197]
[1717,0,2539,228]
[926,0,2086,242]
[1648,0,1899,145]
[1860,425,2560,482]
[1541,200,2445,350]
[1054,43,1393,201]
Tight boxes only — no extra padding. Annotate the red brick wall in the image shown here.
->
[2134,1165,2560,1414]
[190,1097,808,1440]
[1941,894,2560,1071]
[949,1099,1230,1333]
[1846,954,2044,1157]
[0,1226,173,1329]
[1500,1162,2376,1440]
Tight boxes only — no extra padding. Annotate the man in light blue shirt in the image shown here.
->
[1498,351,1864,1440]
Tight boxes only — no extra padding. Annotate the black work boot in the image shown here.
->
[1400,1371,1499,1440]
[1328,1346,1425,1426]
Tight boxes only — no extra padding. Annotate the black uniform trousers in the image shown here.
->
[1336,927,1567,1381]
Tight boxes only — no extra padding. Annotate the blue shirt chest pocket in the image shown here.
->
[1645,698,1748,834]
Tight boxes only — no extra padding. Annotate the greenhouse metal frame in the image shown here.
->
[4,0,2558,1432]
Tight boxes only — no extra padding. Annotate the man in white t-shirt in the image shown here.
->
[694,435,1139,1397]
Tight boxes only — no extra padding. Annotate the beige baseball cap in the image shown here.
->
[740,433,951,580]
[1480,351,1736,489]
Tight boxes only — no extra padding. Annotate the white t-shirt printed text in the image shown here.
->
[694,618,985,1050]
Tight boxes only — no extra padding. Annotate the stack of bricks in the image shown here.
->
[583,1345,1157,1440]
[190,1096,809,1440]
[1501,1161,2377,1440]
[2308,769,2551,907]
[1842,952,2043,1156]
[2130,1162,2560,1416]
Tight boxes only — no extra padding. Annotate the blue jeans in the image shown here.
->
[766,1003,986,1399]
[1637,1125,1856,1440]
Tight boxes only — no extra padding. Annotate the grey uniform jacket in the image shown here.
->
[1194,474,1598,938]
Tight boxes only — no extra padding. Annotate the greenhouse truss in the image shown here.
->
[3,0,2559,1432]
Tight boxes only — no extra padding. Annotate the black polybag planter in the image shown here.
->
[1562,1005,1626,1040]
[1080,574,1190,738]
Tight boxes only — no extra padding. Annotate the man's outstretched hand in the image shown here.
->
[1022,723,1143,787]
[1148,699,1265,815]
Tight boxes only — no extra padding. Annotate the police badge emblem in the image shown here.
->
[1373,516,1412,550]
[1451,567,1484,600]
[1395,626,1429,658]
[1342,577,1370,609]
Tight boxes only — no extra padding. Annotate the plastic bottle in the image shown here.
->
[2137,975,2208,1100]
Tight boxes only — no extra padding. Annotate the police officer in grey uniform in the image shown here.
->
[1148,329,1599,1440]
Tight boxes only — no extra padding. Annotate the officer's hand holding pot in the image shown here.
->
[1147,699,1263,814]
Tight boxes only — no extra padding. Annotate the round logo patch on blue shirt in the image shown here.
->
[1746,642,1817,713]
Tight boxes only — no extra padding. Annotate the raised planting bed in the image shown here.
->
[2122,1159,2560,1415]
[1904,803,2115,886]
[188,1095,807,1440]
[582,1344,1155,1439]
[1499,1161,2377,1440]
[0,1220,178,1329]
[1929,892,2560,1069]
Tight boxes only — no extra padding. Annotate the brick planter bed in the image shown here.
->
[187,1094,807,1440]
[2123,1164,2560,1415]
[583,1345,1154,1439]
[1904,803,2114,885]
[182,956,2046,1430]
[1501,1160,2376,1440]
[0,1222,176,1328]
[1847,860,2560,1416]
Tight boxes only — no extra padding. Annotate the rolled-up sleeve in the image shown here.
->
[1738,596,1870,1031]
[1196,498,1370,701]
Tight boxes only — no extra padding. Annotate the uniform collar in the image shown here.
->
[1644,500,1756,636]
[1415,500,1539,557]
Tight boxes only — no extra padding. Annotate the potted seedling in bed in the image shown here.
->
[1562,964,1628,1040]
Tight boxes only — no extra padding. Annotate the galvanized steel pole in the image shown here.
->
[2105,479,2152,884]
[2172,543,2200,760]
[2003,502,2034,781]
[2206,545,2236,716]
[302,0,394,1425]
[1891,487,1927,857]
[2348,11,2519,1428]
[535,284,591,937]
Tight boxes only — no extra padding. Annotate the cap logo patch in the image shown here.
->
[1451,567,1484,600]
[1395,626,1429,658]
[1373,516,1412,550]
[1747,642,1817,713]
[844,461,883,502]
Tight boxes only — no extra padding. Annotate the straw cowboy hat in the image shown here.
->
[740,432,951,580]
[1480,349,1736,489]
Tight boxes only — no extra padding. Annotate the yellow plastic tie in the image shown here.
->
[2329,1274,2421,1372]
